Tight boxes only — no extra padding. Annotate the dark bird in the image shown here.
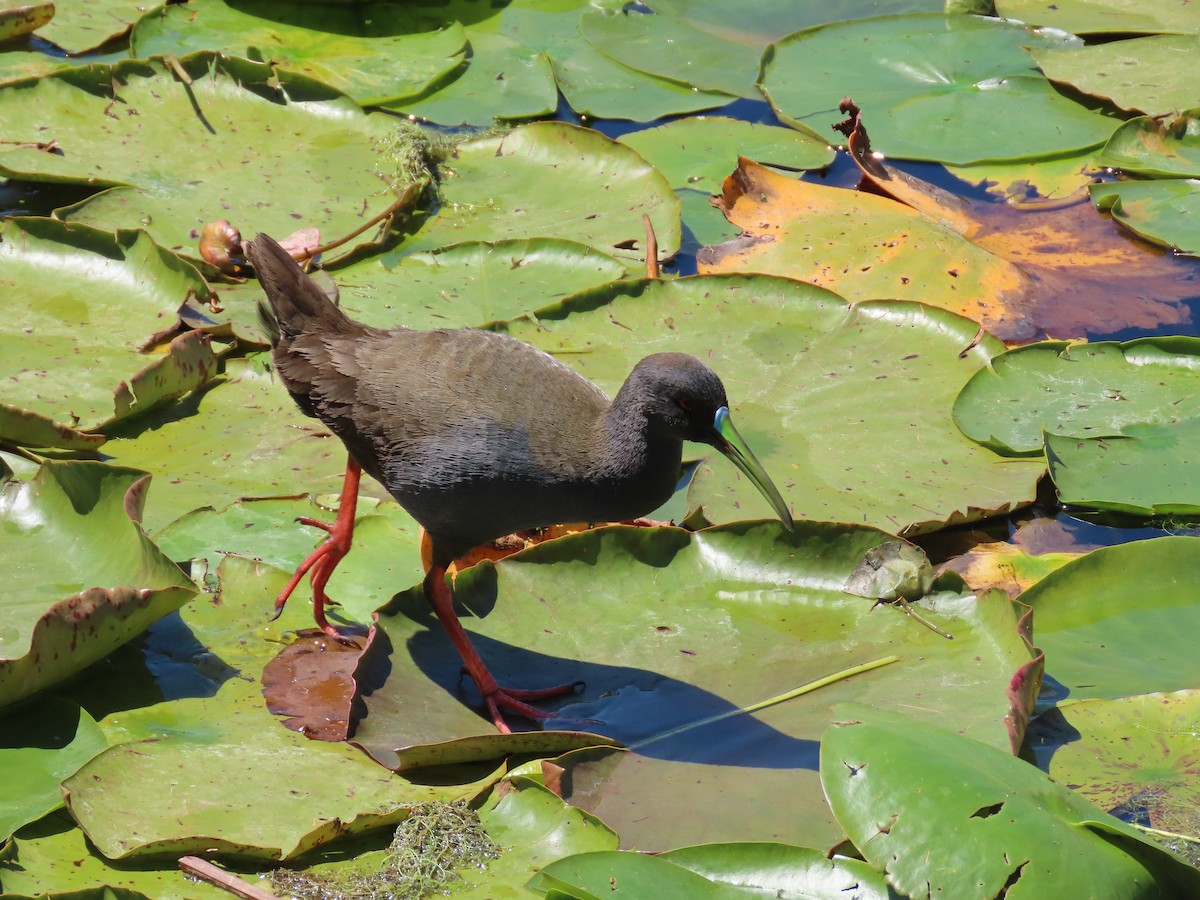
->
[247,233,793,732]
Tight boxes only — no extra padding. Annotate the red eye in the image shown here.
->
[677,397,692,412]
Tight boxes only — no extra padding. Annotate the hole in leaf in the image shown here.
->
[997,860,1028,899]
[971,802,1004,819]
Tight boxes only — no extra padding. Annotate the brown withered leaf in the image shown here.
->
[262,627,372,741]
[700,157,1039,341]
[972,200,1195,338]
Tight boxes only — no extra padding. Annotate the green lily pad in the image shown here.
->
[0,218,217,447]
[534,842,895,897]
[643,0,946,43]
[131,0,468,107]
[1046,416,1200,515]
[822,705,1200,898]
[0,2,53,43]
[62,685,499,861]
[1030,35,1200,118]
[535,850,756,898]
[400,122,680,262]
[1029,690,1200,834]
[1097,115,1200,178]
[659,842,892,898]
[500,276,1043,534]
[995,0,1200,34]
[498,0,732,121]
[100,355,366,535]
[334,238,632,331]
[0,54,408,256]
[397,31,558,124]
[619,117,833,194]
[953,338,1200,456]
[458,778,620,898]
[579,7,762,98]
[0,810,229,899]
[0,698,107,843]
[0,461,196,710]
[39,0,148,53]
[277,776,619,899]
[0,49,96,89]
[1020,536,1200,701]
[153,494,416,585]
[357,522,1036,850]
[761,14,1118,164]
[1090,179,1200,256]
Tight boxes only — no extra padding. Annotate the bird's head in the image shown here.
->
[625,353,794,530]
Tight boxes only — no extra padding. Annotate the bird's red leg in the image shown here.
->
[423,563,581,732]
[272,456,362,639]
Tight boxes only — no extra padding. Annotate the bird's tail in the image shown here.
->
[245,233,354,343]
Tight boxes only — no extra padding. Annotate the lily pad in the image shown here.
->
[1097,115,1200,178]
[131,0,469,107]
[38,0,148,53]
[100,356,364,535]
[698,157,1038,341]
[498,0,732,121]
[357,522,1037,849]
[399,122,680,262]
[0,217,217,447]
[1030,35,1200,118]
[500,275,1043,534]
[822,705,1200,898]
[0,2,53,44]
[761,14,1118,164]
[0,53,408,256]
[0,461,196,710]
[1020,536,1200,701]
[619,118,833,194]
[953,338,1200,456]
[994,0,1200,35]
[62,684,499,861]
[460,778,620,897]
[334,238,632,331]
[1090,179,1200,257]
[659,842,892,898]
[643,0,947,43]
[398,31,558,124]
[1029,690,1200,835]
[1046,416,1200,515]
[0,809,229,899]
[0,698,107,843]
[535,850,762,898]
[580,6,762,98]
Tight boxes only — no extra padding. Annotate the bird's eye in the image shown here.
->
[676,396,692,412]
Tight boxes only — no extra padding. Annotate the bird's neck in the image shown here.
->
[593,399,682,489]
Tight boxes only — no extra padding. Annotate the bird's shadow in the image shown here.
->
[371,577,819,772]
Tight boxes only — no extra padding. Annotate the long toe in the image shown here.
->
[499,680,584,702]
[484,690,560,734]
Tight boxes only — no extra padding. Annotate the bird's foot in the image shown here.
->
[475,679,584,733]
[270,458,362,634]
[482,681,585,734]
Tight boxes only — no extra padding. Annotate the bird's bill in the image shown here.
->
[711,407,794,530]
